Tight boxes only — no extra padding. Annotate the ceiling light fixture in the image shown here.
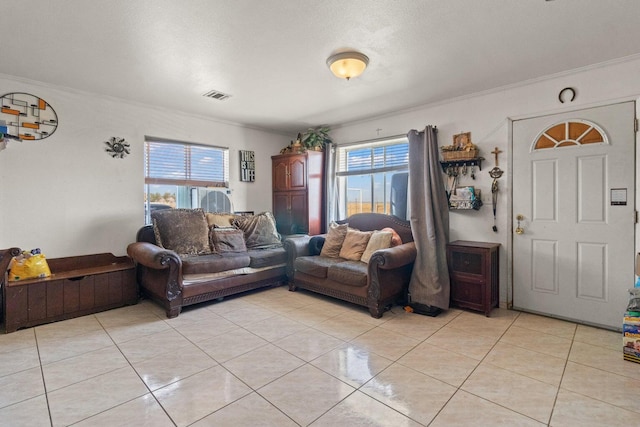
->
[326,51,369,80]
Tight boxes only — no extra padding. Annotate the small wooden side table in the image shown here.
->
[447,241,500,316]
[3,253,137,333]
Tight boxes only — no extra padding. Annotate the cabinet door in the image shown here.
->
[273,193,292,234]
[450,278,484,311]
[273,159,290,192]
[450,250,485,278]
[288,156,307,190]
[289,192,308,234]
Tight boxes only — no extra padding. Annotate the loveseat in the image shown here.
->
[127,209,287,318]
[284,213,416,318]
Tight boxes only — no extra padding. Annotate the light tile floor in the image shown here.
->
[1,285,638,426]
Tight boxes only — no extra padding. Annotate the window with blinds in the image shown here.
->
[143,138,231,223]
[335,137,408,217]
[145,139,229,187]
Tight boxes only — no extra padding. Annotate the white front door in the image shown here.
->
[512,102,636,330]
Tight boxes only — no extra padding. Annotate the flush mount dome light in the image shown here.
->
[327,51,369,80]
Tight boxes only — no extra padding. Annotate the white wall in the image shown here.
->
[0,75,285,258]
[3,57,639,300]
[332,56,640,307]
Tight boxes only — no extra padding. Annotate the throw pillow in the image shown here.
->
[210,228,247,253]
[360,230,393,263]
[152,208,212,255]
[320,222,349,258]
[233,211,282,249]
[339,229,373,261]
[205,212,237,228]
[308,236,326,256]
[381,227,403,247]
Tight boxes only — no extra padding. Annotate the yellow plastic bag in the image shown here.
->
[8,252,51,281]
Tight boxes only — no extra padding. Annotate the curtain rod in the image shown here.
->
[145,135,229,150]
[333,133,408,148]
[335,126,437,147]
[409,125,438,134]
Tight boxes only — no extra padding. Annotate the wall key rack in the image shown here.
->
[439,157,484,173]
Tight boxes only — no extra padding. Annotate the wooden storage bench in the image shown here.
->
[3,253,137,333]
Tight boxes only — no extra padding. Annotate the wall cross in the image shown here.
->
[491,146,503,166]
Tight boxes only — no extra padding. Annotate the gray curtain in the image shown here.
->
[324,142,338,227]
[407,126,450,309]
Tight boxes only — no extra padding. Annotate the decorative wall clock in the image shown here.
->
[104,137,130,158]
[0,92,58,140]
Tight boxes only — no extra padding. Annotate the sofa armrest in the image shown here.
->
[283,235,312,280]
[367,242,417,307]
[283,235,312,256]
[127,242,178,269]
[127,242,183,302]
[368,241,417,270]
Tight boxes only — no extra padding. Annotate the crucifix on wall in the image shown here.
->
[491,146,502,166]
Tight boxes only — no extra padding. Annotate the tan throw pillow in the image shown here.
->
[210,228,247,253]
[320,222,349,258]
[339,229,373,261]
[152,208,212,255]
[381,227,403,247]
[361,230,393,263]
[233,211,282,249]
[205,212,237,228]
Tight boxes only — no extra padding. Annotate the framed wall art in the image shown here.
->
[0,92,58,140]
[239,150,255,182]
[452,132,471,149]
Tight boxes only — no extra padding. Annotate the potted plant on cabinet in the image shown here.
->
[302,126,332,151]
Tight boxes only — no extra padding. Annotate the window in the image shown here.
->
[532,120,607,150]
[335,137,409,217]
[144,137,231,222]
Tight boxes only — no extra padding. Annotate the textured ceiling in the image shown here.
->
[3,0,640,134]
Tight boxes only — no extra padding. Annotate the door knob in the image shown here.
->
[515,214,524,235]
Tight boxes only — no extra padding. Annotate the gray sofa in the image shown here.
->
[284,213,416,318]
[127,209,287,318]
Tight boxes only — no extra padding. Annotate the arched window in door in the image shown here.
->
[531,120,608,151]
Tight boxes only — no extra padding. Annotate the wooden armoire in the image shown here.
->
[271,150,324,236]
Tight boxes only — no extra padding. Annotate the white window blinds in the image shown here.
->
[145,139,229,187]
[336,137,409,175]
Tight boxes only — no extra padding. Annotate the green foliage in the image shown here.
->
[149,192,176,203]
[302,126,332,150]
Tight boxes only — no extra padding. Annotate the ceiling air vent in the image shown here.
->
[202,90,231,101]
